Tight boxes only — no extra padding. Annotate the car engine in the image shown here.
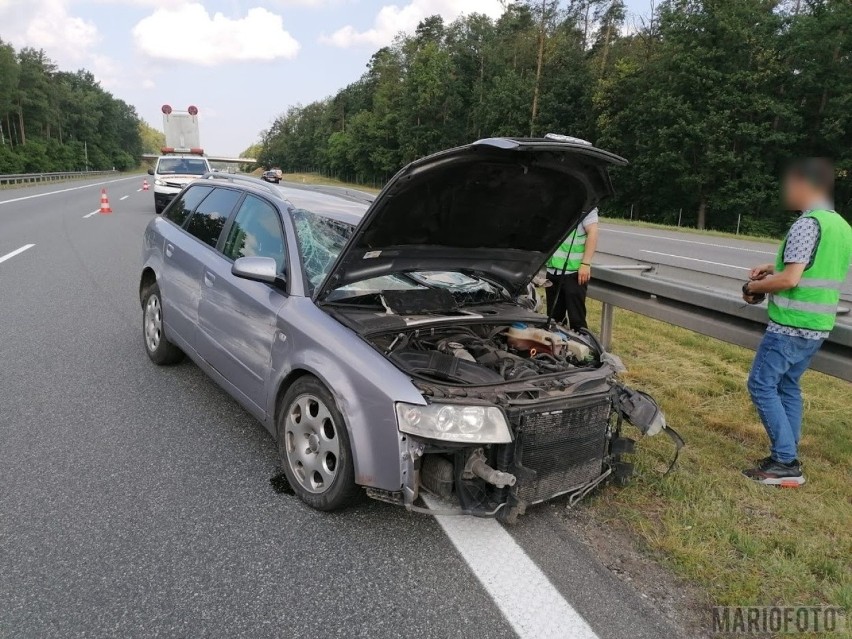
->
[378,322,598,387]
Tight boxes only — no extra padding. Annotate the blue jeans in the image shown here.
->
[747,332,823,464]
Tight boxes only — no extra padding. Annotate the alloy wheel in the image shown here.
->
[144,294,162,353]
[284,393,341,494]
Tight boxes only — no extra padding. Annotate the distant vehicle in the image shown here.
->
[148,153,212,214]
[138,137,673,521]
[260,170,281,184]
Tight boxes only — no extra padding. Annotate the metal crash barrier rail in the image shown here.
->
[588,265,851,382]
[0,170,116,187]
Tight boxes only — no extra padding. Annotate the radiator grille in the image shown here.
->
[515,395,611,504]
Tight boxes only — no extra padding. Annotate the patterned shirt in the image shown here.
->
[766,206,830,340]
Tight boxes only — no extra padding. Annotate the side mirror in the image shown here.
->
[232,256,284,288]
[147,168,154,176]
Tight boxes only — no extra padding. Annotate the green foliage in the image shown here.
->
[256,0,851,233]
[0,39,142,173]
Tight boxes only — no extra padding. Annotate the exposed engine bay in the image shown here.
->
[358,316,683,523]
[379,321,598,387]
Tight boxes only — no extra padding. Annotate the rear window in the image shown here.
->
[185,188,242,248]
[165,185,212,226]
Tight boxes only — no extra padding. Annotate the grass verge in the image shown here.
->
[585,298,851,613]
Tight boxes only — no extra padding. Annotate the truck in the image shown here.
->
[147,105,212,214]
[143,104,259,213]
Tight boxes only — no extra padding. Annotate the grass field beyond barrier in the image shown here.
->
[586,299,851,613]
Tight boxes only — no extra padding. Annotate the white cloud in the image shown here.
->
[132,3,300,66]
[0,0,99,63]
[321,0,506,48]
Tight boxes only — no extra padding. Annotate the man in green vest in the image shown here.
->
[546,208,599,330]
[741,158,851,486]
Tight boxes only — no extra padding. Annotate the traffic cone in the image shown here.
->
[142,179,149,191]
[99,188,112,214]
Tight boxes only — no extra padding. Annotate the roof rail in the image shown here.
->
[201,171,285,200]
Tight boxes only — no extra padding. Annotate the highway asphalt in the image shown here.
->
[0,176,687,639]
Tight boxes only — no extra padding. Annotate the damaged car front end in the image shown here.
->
[334,308,680,522]
[309,137,682,521]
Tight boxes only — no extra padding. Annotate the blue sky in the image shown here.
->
[2,0,653,156]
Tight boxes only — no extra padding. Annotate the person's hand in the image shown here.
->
[742,281,765,305]
[578,263,591,285]
[750,263,774,280]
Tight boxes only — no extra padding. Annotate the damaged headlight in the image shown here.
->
[395,402,512,444]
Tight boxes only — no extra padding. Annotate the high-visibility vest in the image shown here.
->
[547,227,586,273]
[767,209,852,331]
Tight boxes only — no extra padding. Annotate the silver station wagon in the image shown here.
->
[139,137,677,522]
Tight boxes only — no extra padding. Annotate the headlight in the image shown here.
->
[395,402,512,443]
[154,179,166,186]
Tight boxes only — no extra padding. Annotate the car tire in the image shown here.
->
[154,202,164,214]
[141,283,184,365]
[277,376,360,511]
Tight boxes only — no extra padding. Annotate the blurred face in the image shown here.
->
[782,173,815,211]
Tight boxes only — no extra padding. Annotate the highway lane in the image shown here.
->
[597,222,852,301]
[0,178,683,639]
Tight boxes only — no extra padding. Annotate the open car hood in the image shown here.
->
[315,137,627,300]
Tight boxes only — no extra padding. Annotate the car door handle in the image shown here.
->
[165,243,174,258]
[203,271,216,287]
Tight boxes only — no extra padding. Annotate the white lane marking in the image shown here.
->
[641,250,749,270]
[0,176,138,206]
[424,495,599,639]
[83,210,100,218]
[136,188,142,192]
[120,195,129,201]
[602,227,776,255]
[0,244,35,264]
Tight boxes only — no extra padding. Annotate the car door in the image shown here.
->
[159,184,213,346]
[196,194,289,414]
[163,186,243,351]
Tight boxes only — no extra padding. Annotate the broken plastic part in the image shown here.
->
[464,449,517,488]
[601,351,627,373]
[616,386,666,436]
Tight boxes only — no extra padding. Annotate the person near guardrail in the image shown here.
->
[741,158,852,487]
[545,208,599,330]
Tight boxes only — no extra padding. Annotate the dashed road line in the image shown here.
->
[83,210,100,219]
[0,176,138,206]
[424,495,599,639]
[0,244,35,264]
[120,195,129,201]
[603,227,776,255]
[641,250,749,270]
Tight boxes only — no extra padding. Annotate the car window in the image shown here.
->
[184,188,242,248]
[165,185,212,226]
[156,158,209,175]
[222,195,286,272]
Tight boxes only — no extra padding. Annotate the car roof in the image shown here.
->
[199,173,371,226]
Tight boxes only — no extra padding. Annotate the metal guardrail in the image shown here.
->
[0,170,116,187]
[589,265,851,382]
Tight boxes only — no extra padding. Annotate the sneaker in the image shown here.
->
[743,458,805,487]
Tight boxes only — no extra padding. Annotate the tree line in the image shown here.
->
[0,40,145,174]
[254,0,851,235]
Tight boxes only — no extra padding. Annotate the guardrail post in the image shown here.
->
[600,302,614,351]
